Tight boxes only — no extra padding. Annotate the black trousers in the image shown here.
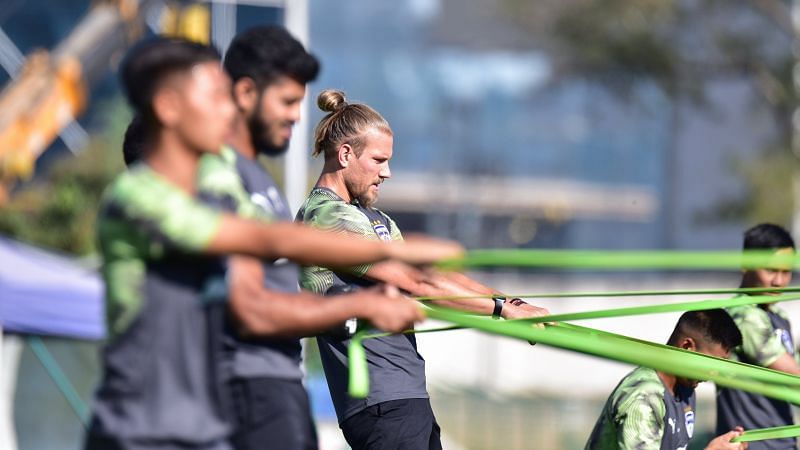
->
[227,377,318,450]
[340,398,442,450]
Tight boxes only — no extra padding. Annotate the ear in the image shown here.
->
[152,88,181,128]
[337,143,354,168]
[679,337,697,352]
[232,77,259,114]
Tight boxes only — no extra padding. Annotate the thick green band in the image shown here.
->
[437,249,797,270]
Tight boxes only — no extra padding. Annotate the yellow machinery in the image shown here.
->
[0,0,211,202]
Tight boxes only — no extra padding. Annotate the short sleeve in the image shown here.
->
[615,393,665,450]
[107,166,223,253]
[197,151,263,219]
[728,305,787,367]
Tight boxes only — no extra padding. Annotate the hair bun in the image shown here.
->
[317,89,347,112]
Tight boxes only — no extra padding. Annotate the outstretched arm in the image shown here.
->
[363,262,549,319]
[207,216,463,268]
[705,427,747,450]
[227,256,423,337]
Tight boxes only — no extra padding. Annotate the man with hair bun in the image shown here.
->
[298,89,551,449]
[86,37,457,450]
[194,25,455,450]
[716,223,800,450]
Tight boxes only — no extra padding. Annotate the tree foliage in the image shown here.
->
[502,0,798,224]
[0,98,129,255]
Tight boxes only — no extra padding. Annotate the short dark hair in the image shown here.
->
[743,223,795,251]
[223,25,319,88]
[119,37,221,123]
[122,115,147,166]
[668,309,742,351]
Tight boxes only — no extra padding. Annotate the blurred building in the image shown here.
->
[1,1,794,449]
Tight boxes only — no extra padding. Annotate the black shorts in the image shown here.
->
[340,398,442,450]
[227,377,317,450]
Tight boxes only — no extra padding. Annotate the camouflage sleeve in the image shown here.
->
[729,305,787,366]
[196,151,264,220]
[614,391,665,450]
[98,169,223,337]
[107,167,223,253]
[308,201,379,277]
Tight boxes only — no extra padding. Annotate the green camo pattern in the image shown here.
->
[296,188,401,294]
[97,164,222,338]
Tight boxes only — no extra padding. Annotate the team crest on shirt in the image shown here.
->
[776,328,794,354]
[250,187,286,215]
[372,221,391,242]
[684,409,694,438]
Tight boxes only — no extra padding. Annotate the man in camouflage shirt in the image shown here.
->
[586,310,746,450]
[298,89,550,449]
[717,223,800,450]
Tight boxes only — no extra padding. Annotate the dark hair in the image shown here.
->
[743,223,795,251]
[313,89,391,158]
[668,309,742,351]
[223,25,319,88]
[119,37,221,124]
[122,115,148,166]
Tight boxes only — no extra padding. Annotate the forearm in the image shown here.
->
[231,288,373,338]
[209,217,392,266]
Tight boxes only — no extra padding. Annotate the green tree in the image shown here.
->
[0,98,130,255]
[502,0,798,225]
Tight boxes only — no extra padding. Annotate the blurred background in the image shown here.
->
[0,0,798,449]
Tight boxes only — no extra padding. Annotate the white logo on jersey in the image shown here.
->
[776,328,794,354]
[684,410,694,438]
[250,187,286,215]
[373,223,391,242]
[668,417,676,434]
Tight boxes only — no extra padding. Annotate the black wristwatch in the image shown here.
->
[492,296,506,320]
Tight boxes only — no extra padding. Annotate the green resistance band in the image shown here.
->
[349,320,800,443]
[349,294,800,394]
[416,286,800,302]
[348,309,800,402]
[437,249,799,270]
[507,293,800,324]
[731,424,800,443]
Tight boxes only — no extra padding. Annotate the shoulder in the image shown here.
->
[726,303,770,328]
[611,368,665,417]
[100,165,163,216]
[301,189,362,223]
[197,148,245,195]
[100,164,222,251]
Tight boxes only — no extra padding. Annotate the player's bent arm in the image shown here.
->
[207,215,463,267]
[616,398,664,450]
[705,428,747,450]
[766,352,800,375]
[364,263,497,314]
[228,256,423,337]
[422,271,550,319]
[365,262,550,318]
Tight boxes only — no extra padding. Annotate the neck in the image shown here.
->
[315,160,352,203]
[656,371,677,395]
[227,111,257,160]
[144,130,201,194]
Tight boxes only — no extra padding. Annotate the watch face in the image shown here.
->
[345,318,358,335]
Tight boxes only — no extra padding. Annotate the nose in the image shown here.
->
[289,103,302,123]
[379,163,391,180]
[775,271,792,287]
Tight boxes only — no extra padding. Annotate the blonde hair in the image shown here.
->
[312,89,392,158]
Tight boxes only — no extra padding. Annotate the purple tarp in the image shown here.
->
[0,236,104,340]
